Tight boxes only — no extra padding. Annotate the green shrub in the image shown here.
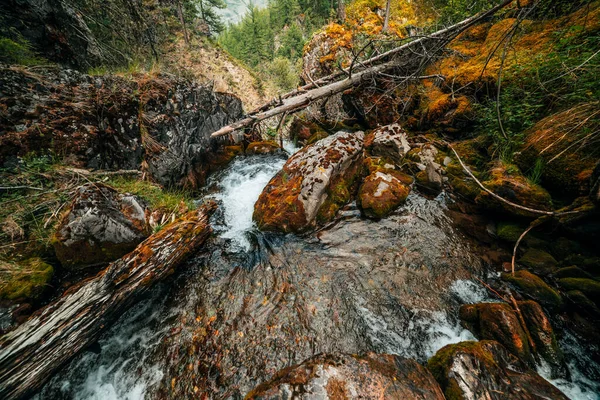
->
[0,35,45,65]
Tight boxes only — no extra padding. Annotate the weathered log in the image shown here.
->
[0,202,216,400]
[246,0,515,116]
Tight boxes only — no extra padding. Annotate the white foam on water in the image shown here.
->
[355,296,475,361]
[449,279,489,304]
[212,155,287,251]
[538,360,600,400]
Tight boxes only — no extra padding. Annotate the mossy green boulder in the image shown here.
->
[519,248,558,276]
[502,270,563,309]
[427,340,568,400]
[558,278,600,305]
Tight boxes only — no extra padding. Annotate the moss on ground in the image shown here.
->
[0,258,53,301]
[106,177,194,212]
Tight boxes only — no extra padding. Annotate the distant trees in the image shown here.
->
[192,0,227,35]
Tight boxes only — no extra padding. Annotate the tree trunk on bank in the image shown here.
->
[0,203,216,400]
[337,0,346,23]
[382,0,391,33]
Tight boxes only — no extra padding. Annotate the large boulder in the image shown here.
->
[427,341,568,400]
[53,183,150,270]
[254,131,364,232]
[145,83,244,188]
[0,68,244,188]
[246,352,445,400]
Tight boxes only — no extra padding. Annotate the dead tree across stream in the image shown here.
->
[211,0,515,138]
[0,203,216,400]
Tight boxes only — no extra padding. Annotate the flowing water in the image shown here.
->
[36,150,600,399]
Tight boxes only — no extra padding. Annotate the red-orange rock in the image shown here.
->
[358,169,413,219]
[253,131,364,232]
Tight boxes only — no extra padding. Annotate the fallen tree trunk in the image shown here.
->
[247,0,515,116]
[0,202,216,400]
[212,62,409,137]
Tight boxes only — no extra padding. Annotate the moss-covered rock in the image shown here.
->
[208,145,243,168]
[515,105,599,198]
[502,270,563,309]
[476,161,553,216]
[427,340,568,400]
[553,266,594,280]
[254,131,364,232]
[565,290,600,319]
[245,141,281,155]
[459,303,534,367]
[519,248,558,276]
[496,222,526,243]
[0,258,53,302]
[305,130,330,145]
[557,278,600,305]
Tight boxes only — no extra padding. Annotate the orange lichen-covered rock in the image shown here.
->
[476,161,553,215]
[358,168,413,219]
[246,352,445,400]
[459,302,534,367]
[428,341,568,400]
[254,131,364,232]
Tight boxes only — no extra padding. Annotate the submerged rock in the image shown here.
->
[427,340,568,400]
[253,131,364,232]
[246,352,445,399]
[53,183,150,270]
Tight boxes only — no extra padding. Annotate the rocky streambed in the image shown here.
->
[33,140,600,399]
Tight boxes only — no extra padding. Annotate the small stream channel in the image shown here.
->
[36,149,600,399]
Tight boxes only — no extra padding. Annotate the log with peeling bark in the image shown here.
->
[246,0,515,116]
[0,202,216,400]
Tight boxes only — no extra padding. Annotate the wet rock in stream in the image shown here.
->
[246,352,445,399]
[428,340,569,400]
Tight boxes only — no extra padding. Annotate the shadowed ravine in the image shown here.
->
[35,152,600,399]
